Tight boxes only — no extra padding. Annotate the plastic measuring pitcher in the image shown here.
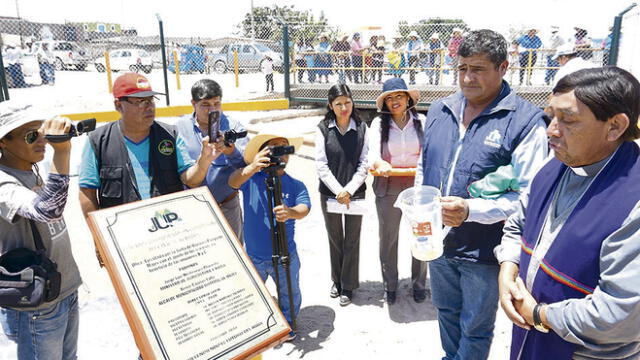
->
[394,186,451,261]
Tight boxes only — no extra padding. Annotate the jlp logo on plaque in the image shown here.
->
[148,210,181,232]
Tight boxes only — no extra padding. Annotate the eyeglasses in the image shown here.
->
[121,96,158,108]
[24,129,40,144]
[384,93,407,103]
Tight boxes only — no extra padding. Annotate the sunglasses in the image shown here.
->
[24,129,41,144]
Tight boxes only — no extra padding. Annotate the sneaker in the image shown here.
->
[330,283,341,298]
[286,331,297,342]
[386,291,396,305]
[413,289,427,303]
[339,290,352,306]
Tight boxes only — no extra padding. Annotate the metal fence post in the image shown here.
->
[609,3,637,66]
[157,14,170,106]
[282,24,291,100]
[0,50,8,102]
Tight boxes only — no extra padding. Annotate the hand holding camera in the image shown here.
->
[41,116,73,151]
[44,118,96,143]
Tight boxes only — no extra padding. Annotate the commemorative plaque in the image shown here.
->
[87,187,290,360]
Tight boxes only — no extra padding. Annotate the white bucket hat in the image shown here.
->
[0,100,51,140]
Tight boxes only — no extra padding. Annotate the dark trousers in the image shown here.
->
[376,177,427,292]
[265,74,274,91]
[351,55,363,83]
[408,56,419,84]
[320,194,362,290]
[295,59,306,82]
[39,62,55,84]
[545,56,558,85]
[7,63,26,88]
[519,52,537,85]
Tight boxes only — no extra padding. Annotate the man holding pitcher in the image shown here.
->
[416,29,548,359]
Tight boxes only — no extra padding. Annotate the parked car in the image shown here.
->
[210,42,283,74]
[30,40,91,71]
[94,49,153,73]
[168,45,205,74]
[2,47,40,87]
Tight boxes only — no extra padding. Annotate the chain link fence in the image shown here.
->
[0,15,622,112]
[288,23,609,109]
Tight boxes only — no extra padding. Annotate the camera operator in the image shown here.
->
[0,101,82,360]
[175,79,248,240]
[228,132,310,339]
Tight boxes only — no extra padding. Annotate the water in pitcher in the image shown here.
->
[395,186,447,261]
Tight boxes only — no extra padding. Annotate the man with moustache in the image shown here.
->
[78,73,219,262]
[417,29,548,359]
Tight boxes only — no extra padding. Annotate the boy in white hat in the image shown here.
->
[405,30,423,85]
[228,132,310,338]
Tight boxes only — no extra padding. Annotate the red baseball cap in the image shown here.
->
[113,73,164,99]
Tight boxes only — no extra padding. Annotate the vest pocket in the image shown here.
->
[99,167,123,198]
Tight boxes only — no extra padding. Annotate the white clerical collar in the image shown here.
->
[568,145,621,177]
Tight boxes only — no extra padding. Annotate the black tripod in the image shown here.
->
[264,167,297,331]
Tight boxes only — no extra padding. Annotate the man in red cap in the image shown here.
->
[78,73,219,260]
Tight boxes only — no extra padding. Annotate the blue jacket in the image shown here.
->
[421,81,546,264]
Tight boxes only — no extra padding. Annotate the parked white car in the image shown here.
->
[30,40,91,71]
[94,49,153,73]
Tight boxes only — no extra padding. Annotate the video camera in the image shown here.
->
[265,145,295,171]
[208,110,247,146]
[44,118,97,143]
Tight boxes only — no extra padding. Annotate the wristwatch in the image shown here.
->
[533,303,550,333]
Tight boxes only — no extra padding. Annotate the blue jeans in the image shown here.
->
[545,56,559,85]
[429,257,499,360]
[0,291,79,360]
[249,252,301,326]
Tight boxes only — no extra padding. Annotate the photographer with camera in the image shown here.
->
[175,79,248,240]
[0,101,82,360]
[228,132,310,338]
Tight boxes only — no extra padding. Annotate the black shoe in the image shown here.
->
[330,283,341,298]
[386,291,396,305]
[339,290,352,306]
[413,289,427,303]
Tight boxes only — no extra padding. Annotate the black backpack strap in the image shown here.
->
[28,220,46,252]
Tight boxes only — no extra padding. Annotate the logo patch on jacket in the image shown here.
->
[158,140,175,155]
[484,130,502,149]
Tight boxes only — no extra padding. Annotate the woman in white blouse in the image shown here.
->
[370,78,427,305]
[315,84,368,306]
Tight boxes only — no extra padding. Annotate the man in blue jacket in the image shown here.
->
[417,29,548,359]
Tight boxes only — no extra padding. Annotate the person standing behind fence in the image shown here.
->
[262,55,274,92]
[406,31,423,86]
[315,35,333,84]
[517,27,542,86]
[545,26,564,86]
[4,45,26,88]
[418,29,548,360]
[448,28,464,85]
[294,38,306,83]
[37,43,55,86]
[315,84,369,307]
[0,102,82,360]
[573,26,593,60]
[350,33,365,84]
[333,35,352,84]
[304,40,316,83]
[551,43,595,88]
[370,35,385,84]
[369,78,427,305]
[427,33,443,85]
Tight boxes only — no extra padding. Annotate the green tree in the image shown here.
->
[238,5,334,44]
[396,18,469,43]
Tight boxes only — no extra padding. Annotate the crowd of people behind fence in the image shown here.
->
[291,25,612,87]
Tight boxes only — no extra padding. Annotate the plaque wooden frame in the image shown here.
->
[86,187,290,360]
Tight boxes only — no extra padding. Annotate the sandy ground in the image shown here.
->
[0,111,515,359]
